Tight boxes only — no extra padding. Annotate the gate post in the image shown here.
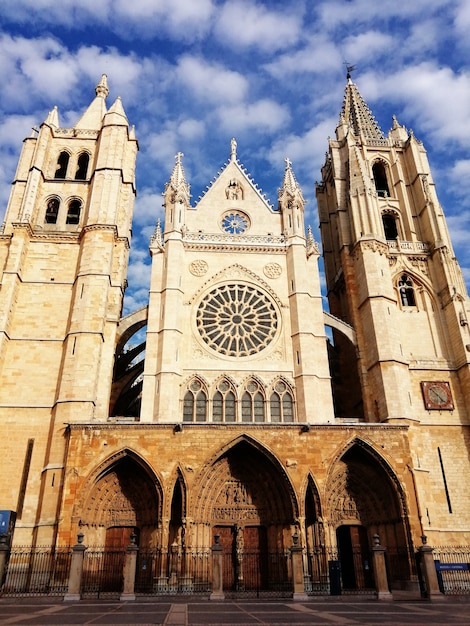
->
[418,536,442,599]
[371,534,392,601]
[120,532,139,601]
[290,532,309,601]
[210,533,224,600]
[0,534,11,587]
[64,532,87,602]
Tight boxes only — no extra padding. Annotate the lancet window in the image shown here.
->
[55,151,70,179]
[398,274,416,307]
[212,379,236,422]
[270,380,294,422]
[372,161,390,198]
[382,213,399,240]
[183,379,207,422]
[45,197,60,224]
[66,199,82,225]
[241,379,265,422]
[75,152,90,180]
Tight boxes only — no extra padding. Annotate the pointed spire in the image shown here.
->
[95,74,109,98]
[169,152,188,189]
[45,105,59,128]
[74,74,108,130]
[103,96,129,127]
[281,157,300,195]
[341,77,384,141]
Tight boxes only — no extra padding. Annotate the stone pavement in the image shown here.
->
[1,596,470,626]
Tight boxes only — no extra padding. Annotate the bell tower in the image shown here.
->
[0,75,138,544]
[316,74,470,424]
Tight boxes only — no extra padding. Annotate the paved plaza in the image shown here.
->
[1,596,470,626]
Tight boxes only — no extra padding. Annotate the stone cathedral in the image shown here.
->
[1,73,470,593]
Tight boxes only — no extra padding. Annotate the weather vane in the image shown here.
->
[344,62,357,79]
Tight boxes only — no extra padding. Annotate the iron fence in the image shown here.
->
[222,550,292,598]
[134,548,211,595]
[0,546,72,597]
[81,549,126,598]
[433,546,470,595]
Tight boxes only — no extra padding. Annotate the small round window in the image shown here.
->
[196,283,278,357]
[220,211,249,234]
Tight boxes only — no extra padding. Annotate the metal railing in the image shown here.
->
[433,547,470,595]
[1,546,72,597]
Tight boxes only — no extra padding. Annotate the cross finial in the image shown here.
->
[176,152,184,163]
[285,157,292,169]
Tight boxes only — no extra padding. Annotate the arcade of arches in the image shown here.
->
[65,430,415,591]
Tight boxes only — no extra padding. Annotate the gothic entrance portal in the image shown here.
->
[327,441,414,591]
[196,439,296,594]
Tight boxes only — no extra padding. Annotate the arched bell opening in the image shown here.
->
[194,437,297,592]
[80,454,161,549]
[326,441,414,591]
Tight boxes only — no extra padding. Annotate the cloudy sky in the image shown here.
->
[0,0,469,313]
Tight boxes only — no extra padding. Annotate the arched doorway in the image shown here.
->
[194,438,297,593]
[304,476,328,593]
[80,454,161,548]
[326,441,413,591]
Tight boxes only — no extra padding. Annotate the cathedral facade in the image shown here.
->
[0,74,469,593]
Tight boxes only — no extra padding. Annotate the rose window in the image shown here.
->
[196,283,278,357]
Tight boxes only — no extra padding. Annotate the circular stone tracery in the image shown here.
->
[196,283,278,357]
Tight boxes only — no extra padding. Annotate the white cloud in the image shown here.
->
[215,0,303,52]
[342,31,395,63]
[217,99,290,133]
[175,56,248,105]
[264,36,342,77]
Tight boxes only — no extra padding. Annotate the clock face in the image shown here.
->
[221,211,249,235]
[421,381,454,410]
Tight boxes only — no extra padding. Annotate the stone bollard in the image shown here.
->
[418,536,442,599]
[290,532,309,601]
[120,532,139,601]
[64,532,86,602]
[210,533,224,600]
[371,534,392,601]
[0,534,11,588]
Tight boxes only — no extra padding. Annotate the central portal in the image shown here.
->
[196,439,295,593]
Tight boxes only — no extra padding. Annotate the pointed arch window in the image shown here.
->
[55,151,69,179]
[66,199,82,225]
[382,213,398,240]
[270,380,294,422]
[45,198,60,224]
[242,380,265,422]
[398,274,416,307]
[183,379,207,422]
[372,161,390,198]
[213,380,236,422]
[75,152,89,180]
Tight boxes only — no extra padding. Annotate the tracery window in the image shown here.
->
[372,161,390,198]
[183,379,207,422]
[55,151,70,179]
[212,379,236,422]
[398,274,416,307]
[45,198,60,224]
[66,199,82,225]
[270,380,294,422]
[196,283,278,357]
[75,152,90,180]
[241,379,265,422]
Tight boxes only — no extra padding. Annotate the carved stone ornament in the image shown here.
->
[189,259,208,276]
[263,262,282,279]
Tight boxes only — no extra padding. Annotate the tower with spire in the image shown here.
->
[0,75,138,544]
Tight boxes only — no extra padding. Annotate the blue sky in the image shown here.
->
[0,0,469,314]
